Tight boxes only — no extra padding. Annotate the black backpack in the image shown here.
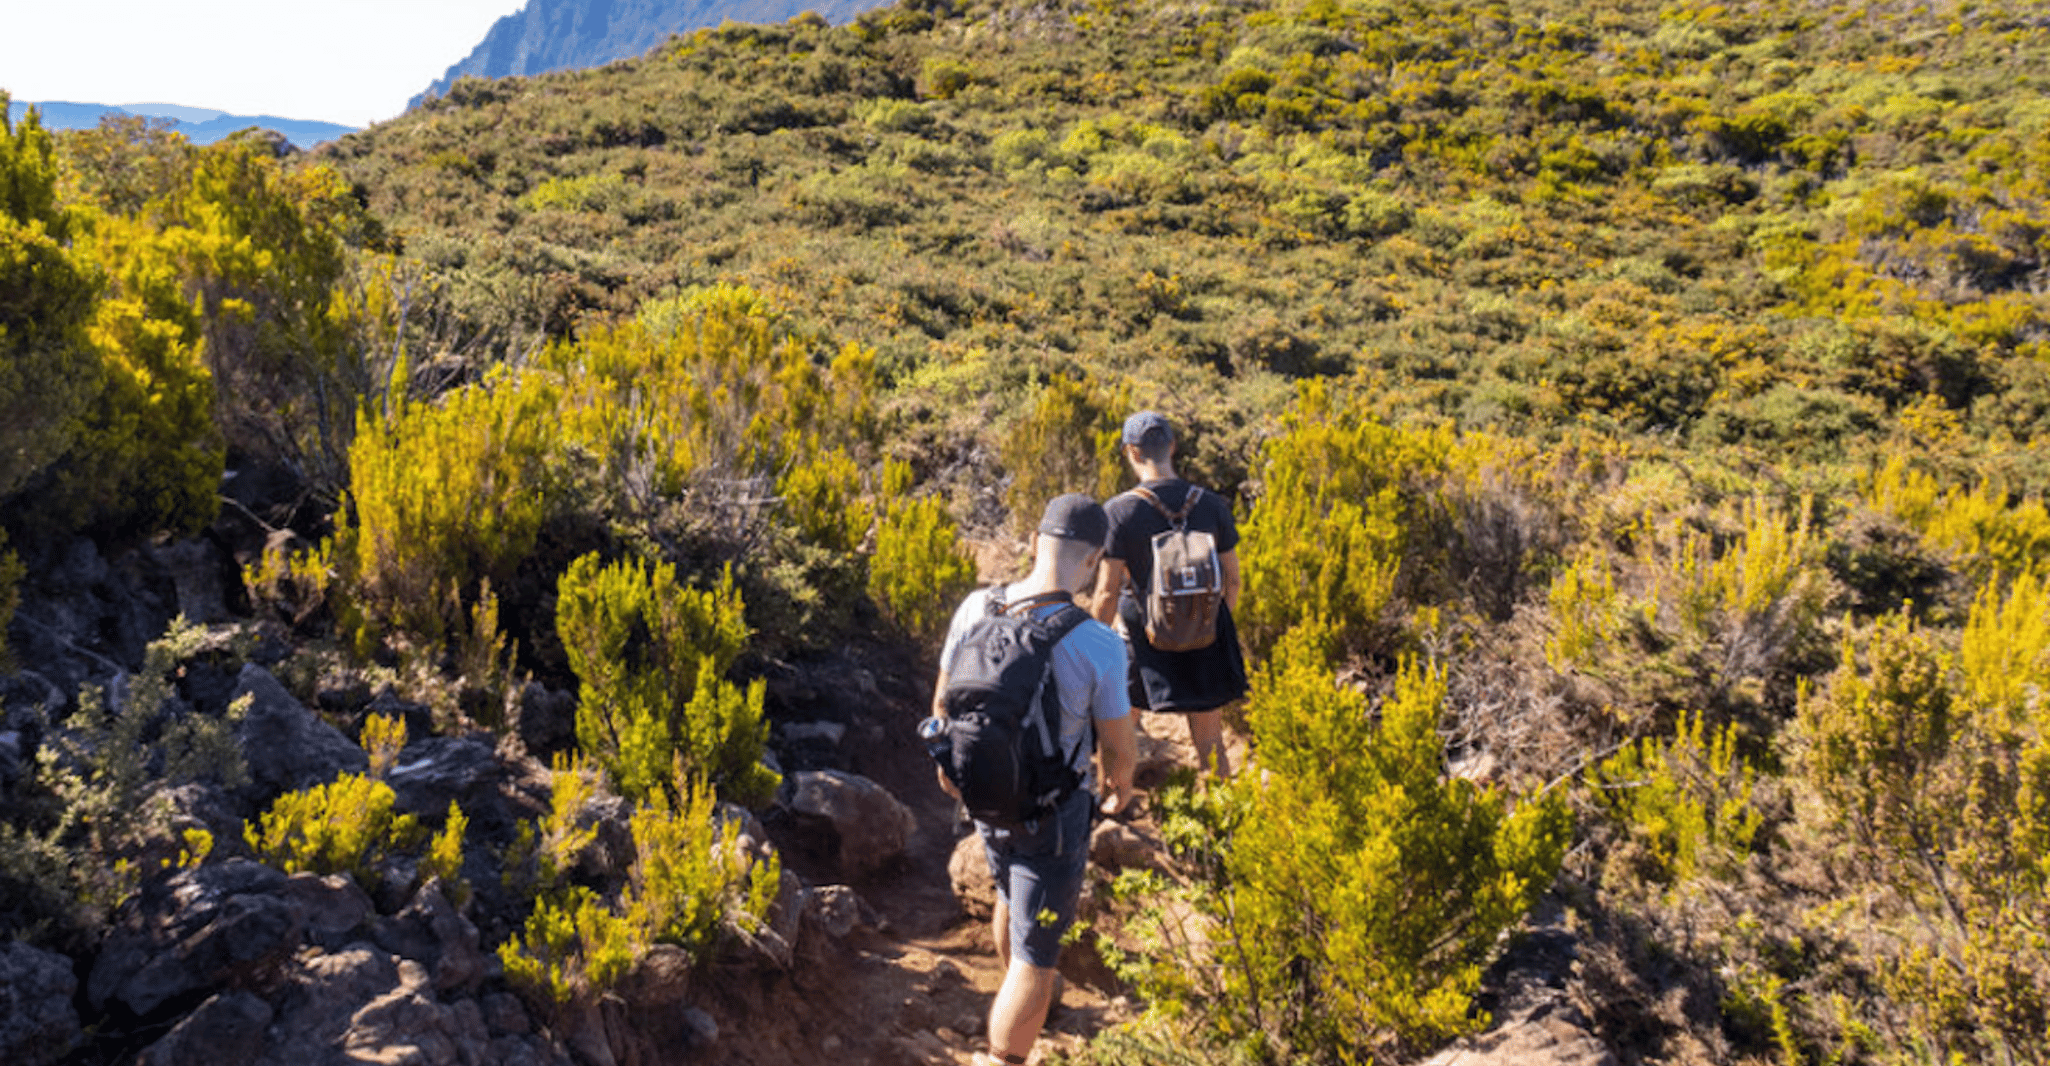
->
[927,588,1090,828]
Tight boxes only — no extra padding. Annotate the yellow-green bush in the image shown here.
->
[777,446,872,553]
[1592,711,1763,888]
[498,760,778,1013]
[0,100,100,512]
[1238,381,1457,660]
[1796,597,2050,1058]
[340,365,563,644]
[868,461,978,647]
[556,552,775,805]
[998,374,1128,540]
[1114,624,1571,1062]
[1868,452,2050,582]
[244,773,422,884]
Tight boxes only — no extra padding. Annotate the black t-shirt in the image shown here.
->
[1104,479,1239,600]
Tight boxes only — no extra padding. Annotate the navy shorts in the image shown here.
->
[977,789,1094,968]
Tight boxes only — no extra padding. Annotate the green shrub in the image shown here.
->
[999,374,1129,540]
[1592,711,1763,888]
[556,552,776,806]
[19,618,250,923]
[1111,625,1571,1061]
[1237,381,1457,660]
[0,99,100,514]
[340,365,563,645]
[498,760,779,1014]
[868,461,978,647]
[244,772,422,884]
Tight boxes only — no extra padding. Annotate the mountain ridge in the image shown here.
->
[410,0,888,108]
[7,99,355,148]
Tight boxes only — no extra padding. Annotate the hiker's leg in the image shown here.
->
[987,960,1058,1061]
[990,896,1011,971]
[1186,708,1231,778]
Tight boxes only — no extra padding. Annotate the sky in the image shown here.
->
[0,1,530,129]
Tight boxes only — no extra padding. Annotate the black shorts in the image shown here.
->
[1120,596,1249,713]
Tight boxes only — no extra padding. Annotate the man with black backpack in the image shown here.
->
[926,493,1137,1066]
[1092,410,1248,778]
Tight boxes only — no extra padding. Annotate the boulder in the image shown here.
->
[386,735,500,826]
[358,687,434,748]
[0,940,82,1066]
[947,832,996,919]
[231,664,366,800]
[803,884,878,940]
[138,537,239,625]
[254,948,519,1066]
[1090,819,1168,873]
[88,860,305,1019]
[781,769,916,879]
[138,990,273,1066]
[510,681,578,757]
[1416,996,1618,1066]
[277,872,374,951]
[369,881,487,992]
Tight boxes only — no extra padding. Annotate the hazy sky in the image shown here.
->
[0,1,529,128]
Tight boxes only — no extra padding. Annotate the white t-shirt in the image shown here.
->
[939,584,1131,791]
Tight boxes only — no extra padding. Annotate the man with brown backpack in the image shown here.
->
[1091,411,1248,778]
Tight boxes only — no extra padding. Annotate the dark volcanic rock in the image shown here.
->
[138,989,274,1066]
[231,663,365,801]
[0,939,82,1066]
[87,860,304,1019]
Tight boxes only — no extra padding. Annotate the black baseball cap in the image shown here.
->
[1121,410,1174,448]
[1038,493,1109,548]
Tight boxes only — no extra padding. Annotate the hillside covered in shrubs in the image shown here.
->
[3,0,2050,1062]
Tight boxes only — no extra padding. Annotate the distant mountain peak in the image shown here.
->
[410,0,889,109]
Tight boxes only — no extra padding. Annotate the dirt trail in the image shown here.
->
[704,617,1194,1065]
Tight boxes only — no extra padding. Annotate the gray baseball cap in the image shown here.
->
[1038,493,1109,548]
[1121,410,1174,448]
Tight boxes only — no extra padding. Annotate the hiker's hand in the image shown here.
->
[935,766,960,800]
[1099,780,1134,818]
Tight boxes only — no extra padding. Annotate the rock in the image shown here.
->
[510,682,578,757]
[1133,728,1191,788]
[138,990,273,1066]
[1090,819,1168,873]
[948,832,996,919]
[0,940,82,1066]
[359,687,435,748]
[369,881,486,992]
[277,872,375,951]
[781,769,916,879]
[1416,996,1618,1066]
[781,720,847,746]
[385,734,502,829]
[232,664,366,801]
[256,946,536,1066]
[482,991,531,1036]
[803,884,877,940]
[681,1006,719,1047]
[88,860,304,1019]
[257,947,403,1064]
[139,537,238,625]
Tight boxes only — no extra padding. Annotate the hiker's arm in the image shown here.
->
[1091,558,1128,626]
[930,670,961,799]
[1219,549,1241,613]
[1096,712,1139,816]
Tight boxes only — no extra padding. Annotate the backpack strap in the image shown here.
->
[1130,484,1200,529]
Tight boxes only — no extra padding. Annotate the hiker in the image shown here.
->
[1092,410,1248,778]
[927,493,1138,1066]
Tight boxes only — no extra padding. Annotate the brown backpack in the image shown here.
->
[1129,485,1223,651]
